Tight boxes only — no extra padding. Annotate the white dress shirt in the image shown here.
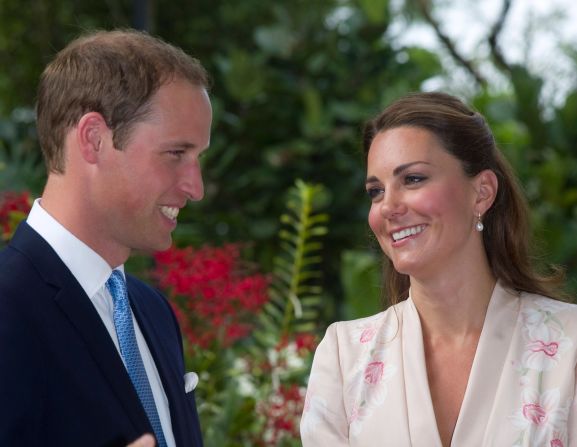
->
[27,199,176,447]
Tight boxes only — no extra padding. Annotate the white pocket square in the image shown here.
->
[184,371,199,393]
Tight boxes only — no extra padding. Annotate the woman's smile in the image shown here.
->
[391,224,427,242]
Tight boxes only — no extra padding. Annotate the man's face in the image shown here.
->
[94,79,212,261]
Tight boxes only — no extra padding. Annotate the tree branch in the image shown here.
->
[416,0,487,87]
[487,0,513,74]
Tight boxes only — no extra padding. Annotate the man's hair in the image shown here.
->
[36,29,209,173]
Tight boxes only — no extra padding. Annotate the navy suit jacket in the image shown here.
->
[0,222,203,447]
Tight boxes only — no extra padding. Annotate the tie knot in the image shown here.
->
[106,270,127,306]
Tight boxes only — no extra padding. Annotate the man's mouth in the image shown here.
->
[160,206,180,221]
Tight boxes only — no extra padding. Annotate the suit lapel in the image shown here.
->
[10,223,153,436]
[54,286,153,435]
[129,284,196,447]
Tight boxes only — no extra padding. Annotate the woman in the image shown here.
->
[300,92,577,446]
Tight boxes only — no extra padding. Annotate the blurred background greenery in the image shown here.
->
[2,0,577,322]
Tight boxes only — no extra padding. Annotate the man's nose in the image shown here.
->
[180,160,204,202]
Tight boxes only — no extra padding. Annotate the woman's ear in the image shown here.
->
[474,169,498,214]
[76,112,110,165]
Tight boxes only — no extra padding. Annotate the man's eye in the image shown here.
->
[168,150,185,159]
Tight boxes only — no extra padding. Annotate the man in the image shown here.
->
[0,30,212,446]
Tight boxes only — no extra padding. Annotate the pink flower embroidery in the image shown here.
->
[530,340,559,357]
[349,402,366,423]
[347,314,398,437]
[359,327,377,343]
[522,332,571,371]
[522,403,547,425]
[511,388,569,442]
[364,362,384,384]
[511,299,575,445]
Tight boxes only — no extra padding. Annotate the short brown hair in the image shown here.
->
[36,29,209,173]
[363,91,566,305]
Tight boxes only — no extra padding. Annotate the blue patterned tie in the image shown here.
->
[106,270,167,447]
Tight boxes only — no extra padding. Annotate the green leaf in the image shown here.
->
[341,249,382,319]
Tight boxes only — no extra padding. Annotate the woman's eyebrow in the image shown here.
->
[366,161,431,184]
[392,161,430,176]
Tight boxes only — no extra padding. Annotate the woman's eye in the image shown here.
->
[366,187,383,199]
[405,174,426,185]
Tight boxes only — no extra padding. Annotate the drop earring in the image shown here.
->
[475,213,484,232]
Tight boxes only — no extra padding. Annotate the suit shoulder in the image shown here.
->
[0,245,32,279]
[0,246,49,302]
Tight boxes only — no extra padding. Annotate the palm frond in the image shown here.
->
[257,179,329,345]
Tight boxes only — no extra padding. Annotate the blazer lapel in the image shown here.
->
[10,223,153,436]
[403,297,444,447]
[451,283,519,445]
[55,286,153,435]
[129,284,198,447]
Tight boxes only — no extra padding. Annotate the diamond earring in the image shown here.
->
[475,213,484,232]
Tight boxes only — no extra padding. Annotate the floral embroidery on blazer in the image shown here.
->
[301,283,577,447]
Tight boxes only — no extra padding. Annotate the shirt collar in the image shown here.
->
[26,198,124,298]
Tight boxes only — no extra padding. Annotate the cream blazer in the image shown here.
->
[301,283,577,446]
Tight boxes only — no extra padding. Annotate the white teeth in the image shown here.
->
[392,225,425,242]
[160,206,179,220]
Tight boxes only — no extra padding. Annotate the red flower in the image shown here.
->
[257,384,305,446]
[0,191,31,240]
[295,333,318,353]
[153,244,270,350]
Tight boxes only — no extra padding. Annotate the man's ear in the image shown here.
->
[76,112,110,165]
[474,169,498,214]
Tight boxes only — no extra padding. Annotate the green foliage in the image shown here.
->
[158,0,444,318]
[0,0,445,320]
[170,180,328,446]
[474,74,577,294]
[259,179,329,343]
[341,249,382,319]
[0,108,45,193]
[357,0,390,24]
[0,0,133,114]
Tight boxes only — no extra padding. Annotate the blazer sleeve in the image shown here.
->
[300,322,349,446]
[569,367,577,447]
[0,294,44,446]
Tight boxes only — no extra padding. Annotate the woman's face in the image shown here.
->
[366,126,482,281]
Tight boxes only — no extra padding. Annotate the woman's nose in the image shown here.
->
[379,189,406,219]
